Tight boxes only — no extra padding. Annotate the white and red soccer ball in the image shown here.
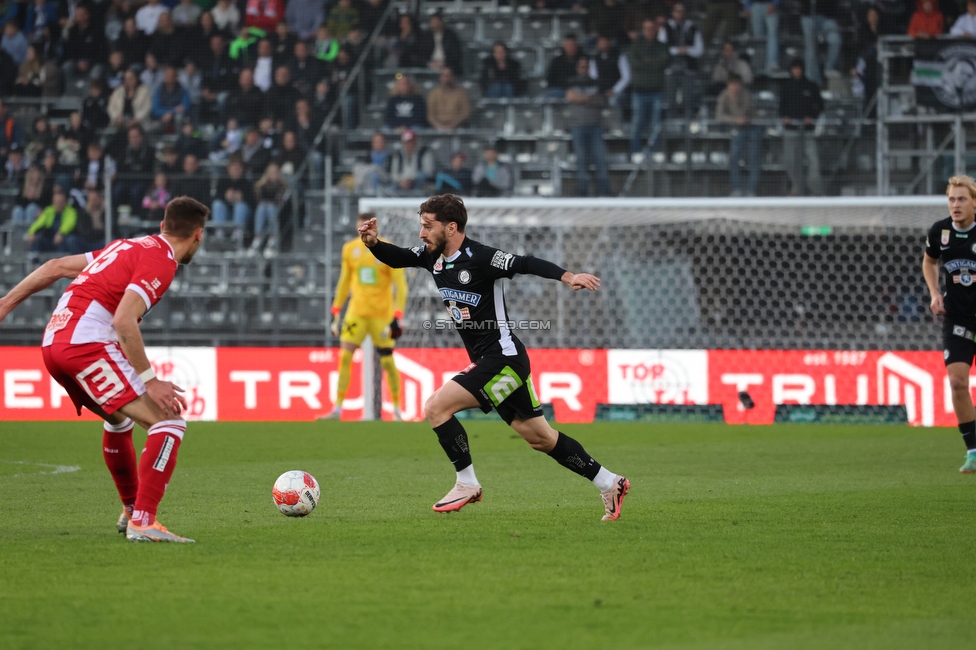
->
[272,470,320,517]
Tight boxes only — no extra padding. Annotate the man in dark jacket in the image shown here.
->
[228,68,267,128]
[418,13,464,77]
[566,55,610,197]
[200,35,241,124]
[659,2,704,117]
[267,66,303,128]
[779,58,823,196]
[545,33,581,98]
[590,35,629,101]
[288,40,321,97]
[659,2,704,70]
[212,155,253,248]
[170,153,212,205]
[113,124,154,208]
[627,18,669,157]
[60,4,106,87]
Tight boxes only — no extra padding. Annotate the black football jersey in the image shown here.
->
[368,237,565,360]
[926,217,976,322]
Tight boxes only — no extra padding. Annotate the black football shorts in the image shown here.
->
[451,351,546,425]
[942,318,976,366]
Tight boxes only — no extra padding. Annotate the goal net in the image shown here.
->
[359,196,946,352]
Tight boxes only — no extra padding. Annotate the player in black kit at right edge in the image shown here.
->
[360,194,630,520]
[923,175,976,474]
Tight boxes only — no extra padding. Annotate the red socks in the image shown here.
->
[103,418,138,511]
[131,420,186,527]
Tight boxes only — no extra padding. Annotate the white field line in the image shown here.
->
[1,460,82,477]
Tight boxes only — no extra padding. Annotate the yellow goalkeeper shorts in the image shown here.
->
[339,314,396,349]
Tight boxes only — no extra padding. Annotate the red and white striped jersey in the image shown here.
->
[43,235,178,347]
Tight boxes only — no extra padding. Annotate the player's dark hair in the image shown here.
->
[419,194,467,233]
[164,196,209,239]
[358,212,374,222]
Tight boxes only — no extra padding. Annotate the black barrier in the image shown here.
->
[774,405,908,425]
[594,404,726,423]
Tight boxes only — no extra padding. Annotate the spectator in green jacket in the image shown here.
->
[27,187,77,255]
[230,25,265,62]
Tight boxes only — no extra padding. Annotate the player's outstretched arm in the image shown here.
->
[0,254,90,324]
[113,290,187,416]
[504,253,600,292]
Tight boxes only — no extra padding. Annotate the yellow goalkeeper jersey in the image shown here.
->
[332,237,408,320]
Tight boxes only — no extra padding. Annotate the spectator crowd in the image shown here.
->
[0,0,971,251]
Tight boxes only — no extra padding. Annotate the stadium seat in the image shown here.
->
[513,105,544,134]
[519,15,556,45]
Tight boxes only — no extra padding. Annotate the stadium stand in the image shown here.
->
[1,0,974,346]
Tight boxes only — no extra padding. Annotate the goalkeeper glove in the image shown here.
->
[390,318,403,340]
[330,306,341,337]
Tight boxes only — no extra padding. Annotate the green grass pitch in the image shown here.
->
[2,420,975,649]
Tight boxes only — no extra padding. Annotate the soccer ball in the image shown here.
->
[272,470,320,517]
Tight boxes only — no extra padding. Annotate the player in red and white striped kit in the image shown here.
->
[0,197,209,543]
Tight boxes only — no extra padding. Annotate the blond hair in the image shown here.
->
[947,175,976,199]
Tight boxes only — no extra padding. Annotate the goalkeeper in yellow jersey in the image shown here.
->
[323,213,409,421]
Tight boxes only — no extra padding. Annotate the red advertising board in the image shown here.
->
[215,347,607,422]
[389,348,607,423]
[216,347,354,421]
[710,350,958,427]
[0,347,100,421]
[1,346,959,426]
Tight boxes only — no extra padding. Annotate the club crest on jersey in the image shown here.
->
[438,288,480,306]
[943,230,950,245]
[433,259,443,273]
[136,236,161,249]
[446,301,471,321]
[458,270,471,284]
[971,242,976,254]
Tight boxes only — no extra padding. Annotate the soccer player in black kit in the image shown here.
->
[359,194,630,520]
[923,175,976,474]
